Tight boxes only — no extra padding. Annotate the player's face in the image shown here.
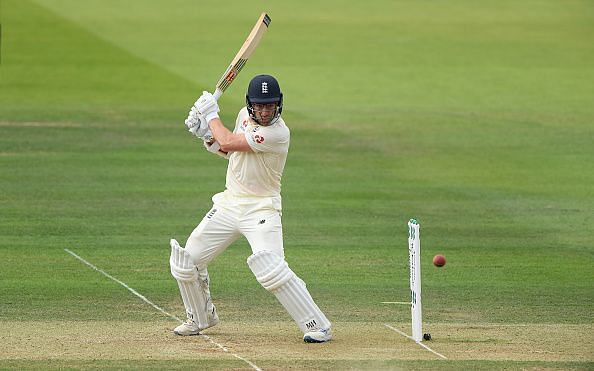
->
[253,103,277,126]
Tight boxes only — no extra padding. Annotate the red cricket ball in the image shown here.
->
[433,254,446,267]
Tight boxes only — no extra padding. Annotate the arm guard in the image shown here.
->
[203,139,230,160]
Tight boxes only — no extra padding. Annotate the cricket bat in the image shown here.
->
[212,12,271,100]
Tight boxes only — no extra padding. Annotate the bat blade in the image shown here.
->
[213,13,271,99]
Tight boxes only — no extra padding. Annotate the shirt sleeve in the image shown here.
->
[245,123,289,154]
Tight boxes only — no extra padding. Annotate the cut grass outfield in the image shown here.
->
[1,0,593,369]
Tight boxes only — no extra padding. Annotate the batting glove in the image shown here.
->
[194,91,220,123]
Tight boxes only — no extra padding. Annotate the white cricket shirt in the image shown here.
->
[224,107,290,197]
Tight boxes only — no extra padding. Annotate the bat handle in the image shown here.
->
[213,88,223,101]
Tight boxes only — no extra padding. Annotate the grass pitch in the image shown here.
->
[1,0,593,369]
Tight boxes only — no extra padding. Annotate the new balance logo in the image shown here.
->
[206,208,217,219]
[262,82,268,93]
[305,319,317,329]
[258,219,266,225]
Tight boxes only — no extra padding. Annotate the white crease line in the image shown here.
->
[384,324,448,360]
[65,248,180,321]
[381,301,411,305]
[64,248,262,371]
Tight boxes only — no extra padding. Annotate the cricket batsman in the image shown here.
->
[169,75,332,343]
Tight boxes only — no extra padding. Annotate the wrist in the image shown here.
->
[205,112,219,123]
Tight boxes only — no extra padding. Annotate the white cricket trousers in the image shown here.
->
[185,191,284,268]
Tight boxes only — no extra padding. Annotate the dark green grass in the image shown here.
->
[1,0,593,367]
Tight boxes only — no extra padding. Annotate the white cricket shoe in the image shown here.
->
[303,328,332,343]
[174,306,219,336]
[173,319,200,336]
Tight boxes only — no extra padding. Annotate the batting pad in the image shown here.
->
[247,250,331,333]
[170,239,209,329]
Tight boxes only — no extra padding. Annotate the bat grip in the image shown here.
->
[213,89,223,101]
